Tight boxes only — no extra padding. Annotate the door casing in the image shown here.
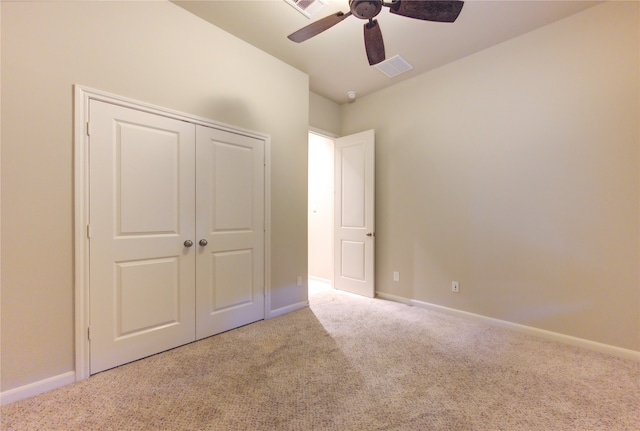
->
[73,85,272,381]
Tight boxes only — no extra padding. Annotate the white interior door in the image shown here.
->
[89,101,196,374]
[334,130,375,297]
[195,126,265,340]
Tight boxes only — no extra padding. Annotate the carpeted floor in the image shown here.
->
[1,286,638,430]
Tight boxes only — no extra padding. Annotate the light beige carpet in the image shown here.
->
[2,288,638,430]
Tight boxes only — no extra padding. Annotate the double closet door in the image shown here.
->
[88,100,265,374]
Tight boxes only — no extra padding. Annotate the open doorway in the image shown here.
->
[308,131,334,296]
[308,129,376,298]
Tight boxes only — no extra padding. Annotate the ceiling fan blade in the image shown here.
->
[388,0,464,23]
[364,20,385,66]
[287,11,353,43]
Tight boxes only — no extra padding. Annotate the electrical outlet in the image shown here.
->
[452,281,459,293]
[297,276,303,286]
[393,271,400,282]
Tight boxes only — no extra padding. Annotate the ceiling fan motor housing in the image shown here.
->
[350,0,383,19]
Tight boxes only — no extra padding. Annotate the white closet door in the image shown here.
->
[89,101,196,374]
[195,125,265,340]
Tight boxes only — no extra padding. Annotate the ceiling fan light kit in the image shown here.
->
[287,0,464,66]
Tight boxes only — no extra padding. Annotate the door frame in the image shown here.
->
[73,85,271,381]
[307,128,375,298]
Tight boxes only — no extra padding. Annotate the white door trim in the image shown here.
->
[73,85,271,381]
[309,126,339,140]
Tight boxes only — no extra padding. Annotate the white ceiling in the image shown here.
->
[173,0,599,104]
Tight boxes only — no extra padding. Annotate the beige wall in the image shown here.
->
[1,1,308,391]
[341,1,639,351]
[309,91,341,136]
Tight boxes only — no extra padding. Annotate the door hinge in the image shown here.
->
[86,122,90,136]
[86,224,91,238]
[87,326,92,341]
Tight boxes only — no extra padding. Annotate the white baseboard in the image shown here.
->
[378,292,639,362]
[1,371,76,406]
[376,291,412,305]
[308,276,332,285]
[266,300,308,319]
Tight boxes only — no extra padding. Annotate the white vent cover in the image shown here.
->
[375,55,414,78]
[284,0,328,19]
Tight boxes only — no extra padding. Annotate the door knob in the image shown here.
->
[199,239,208,247]
[366,232,375,237]
[184,240,194,247]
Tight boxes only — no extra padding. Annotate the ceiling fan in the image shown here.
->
[287,0,464,66]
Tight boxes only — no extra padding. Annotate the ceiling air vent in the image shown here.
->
[284,0,328,19]
[375,55,414,78]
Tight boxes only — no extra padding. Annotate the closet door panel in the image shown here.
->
[195,126,265,340]
[89,101,196,374]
